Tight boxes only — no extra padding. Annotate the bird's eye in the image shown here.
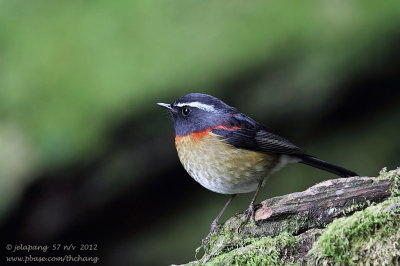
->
[182,106,191,117]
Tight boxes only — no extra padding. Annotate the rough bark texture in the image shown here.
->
[246,176,390,237]
[180,168,400,265]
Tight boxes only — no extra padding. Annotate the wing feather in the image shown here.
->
[212,113,305,155]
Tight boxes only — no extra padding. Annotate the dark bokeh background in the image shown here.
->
[0,1,399,265]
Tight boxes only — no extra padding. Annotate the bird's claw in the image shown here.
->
[196,220,220,259]
[202,220,219,245]
[237,203,257,233]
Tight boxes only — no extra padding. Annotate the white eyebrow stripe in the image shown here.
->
[175,101,217,112]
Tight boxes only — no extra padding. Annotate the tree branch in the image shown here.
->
[245,176,391,237]
[185,170,400,265]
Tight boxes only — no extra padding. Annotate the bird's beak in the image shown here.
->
[156,102,172,111]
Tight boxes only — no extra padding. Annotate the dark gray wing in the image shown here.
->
[212,113,305,155]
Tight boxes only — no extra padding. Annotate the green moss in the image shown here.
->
[192,215,298,265]
[378,167,400,196]
[341,200,372,216]
[202,232,297,265]
[308,196,400,265]
[377,167,389,179]
[388,168,400,197]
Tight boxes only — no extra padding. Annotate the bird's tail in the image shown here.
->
[298,155,358,177]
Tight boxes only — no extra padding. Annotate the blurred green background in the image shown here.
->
[0,1,399,265]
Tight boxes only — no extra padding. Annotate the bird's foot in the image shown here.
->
[196,221,219,259]
[237,203,257,233]
[202,220,219,246]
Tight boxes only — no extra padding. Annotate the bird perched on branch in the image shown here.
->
[157,93,357,238]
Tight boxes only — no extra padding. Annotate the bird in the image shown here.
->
[157,93,357,237]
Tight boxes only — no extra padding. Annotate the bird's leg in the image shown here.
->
[238,181,263,233]
[202,194,236,245]
[198,194,236,257]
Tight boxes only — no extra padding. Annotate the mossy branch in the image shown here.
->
[242,176,390,237]
[183,168,400,265]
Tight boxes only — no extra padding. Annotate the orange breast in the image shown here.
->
[174,132,279,194]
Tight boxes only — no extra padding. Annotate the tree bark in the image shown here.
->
[184,171,400,265]
[246,176,390,237]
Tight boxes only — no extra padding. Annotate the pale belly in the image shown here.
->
[175,133,282,194]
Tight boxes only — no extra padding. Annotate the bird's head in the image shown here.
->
[157,93,237,136]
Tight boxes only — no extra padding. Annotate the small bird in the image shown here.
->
[157,93,357,235]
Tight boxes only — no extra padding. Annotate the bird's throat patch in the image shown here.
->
[175,129,211,143]
[175,125,242,143]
